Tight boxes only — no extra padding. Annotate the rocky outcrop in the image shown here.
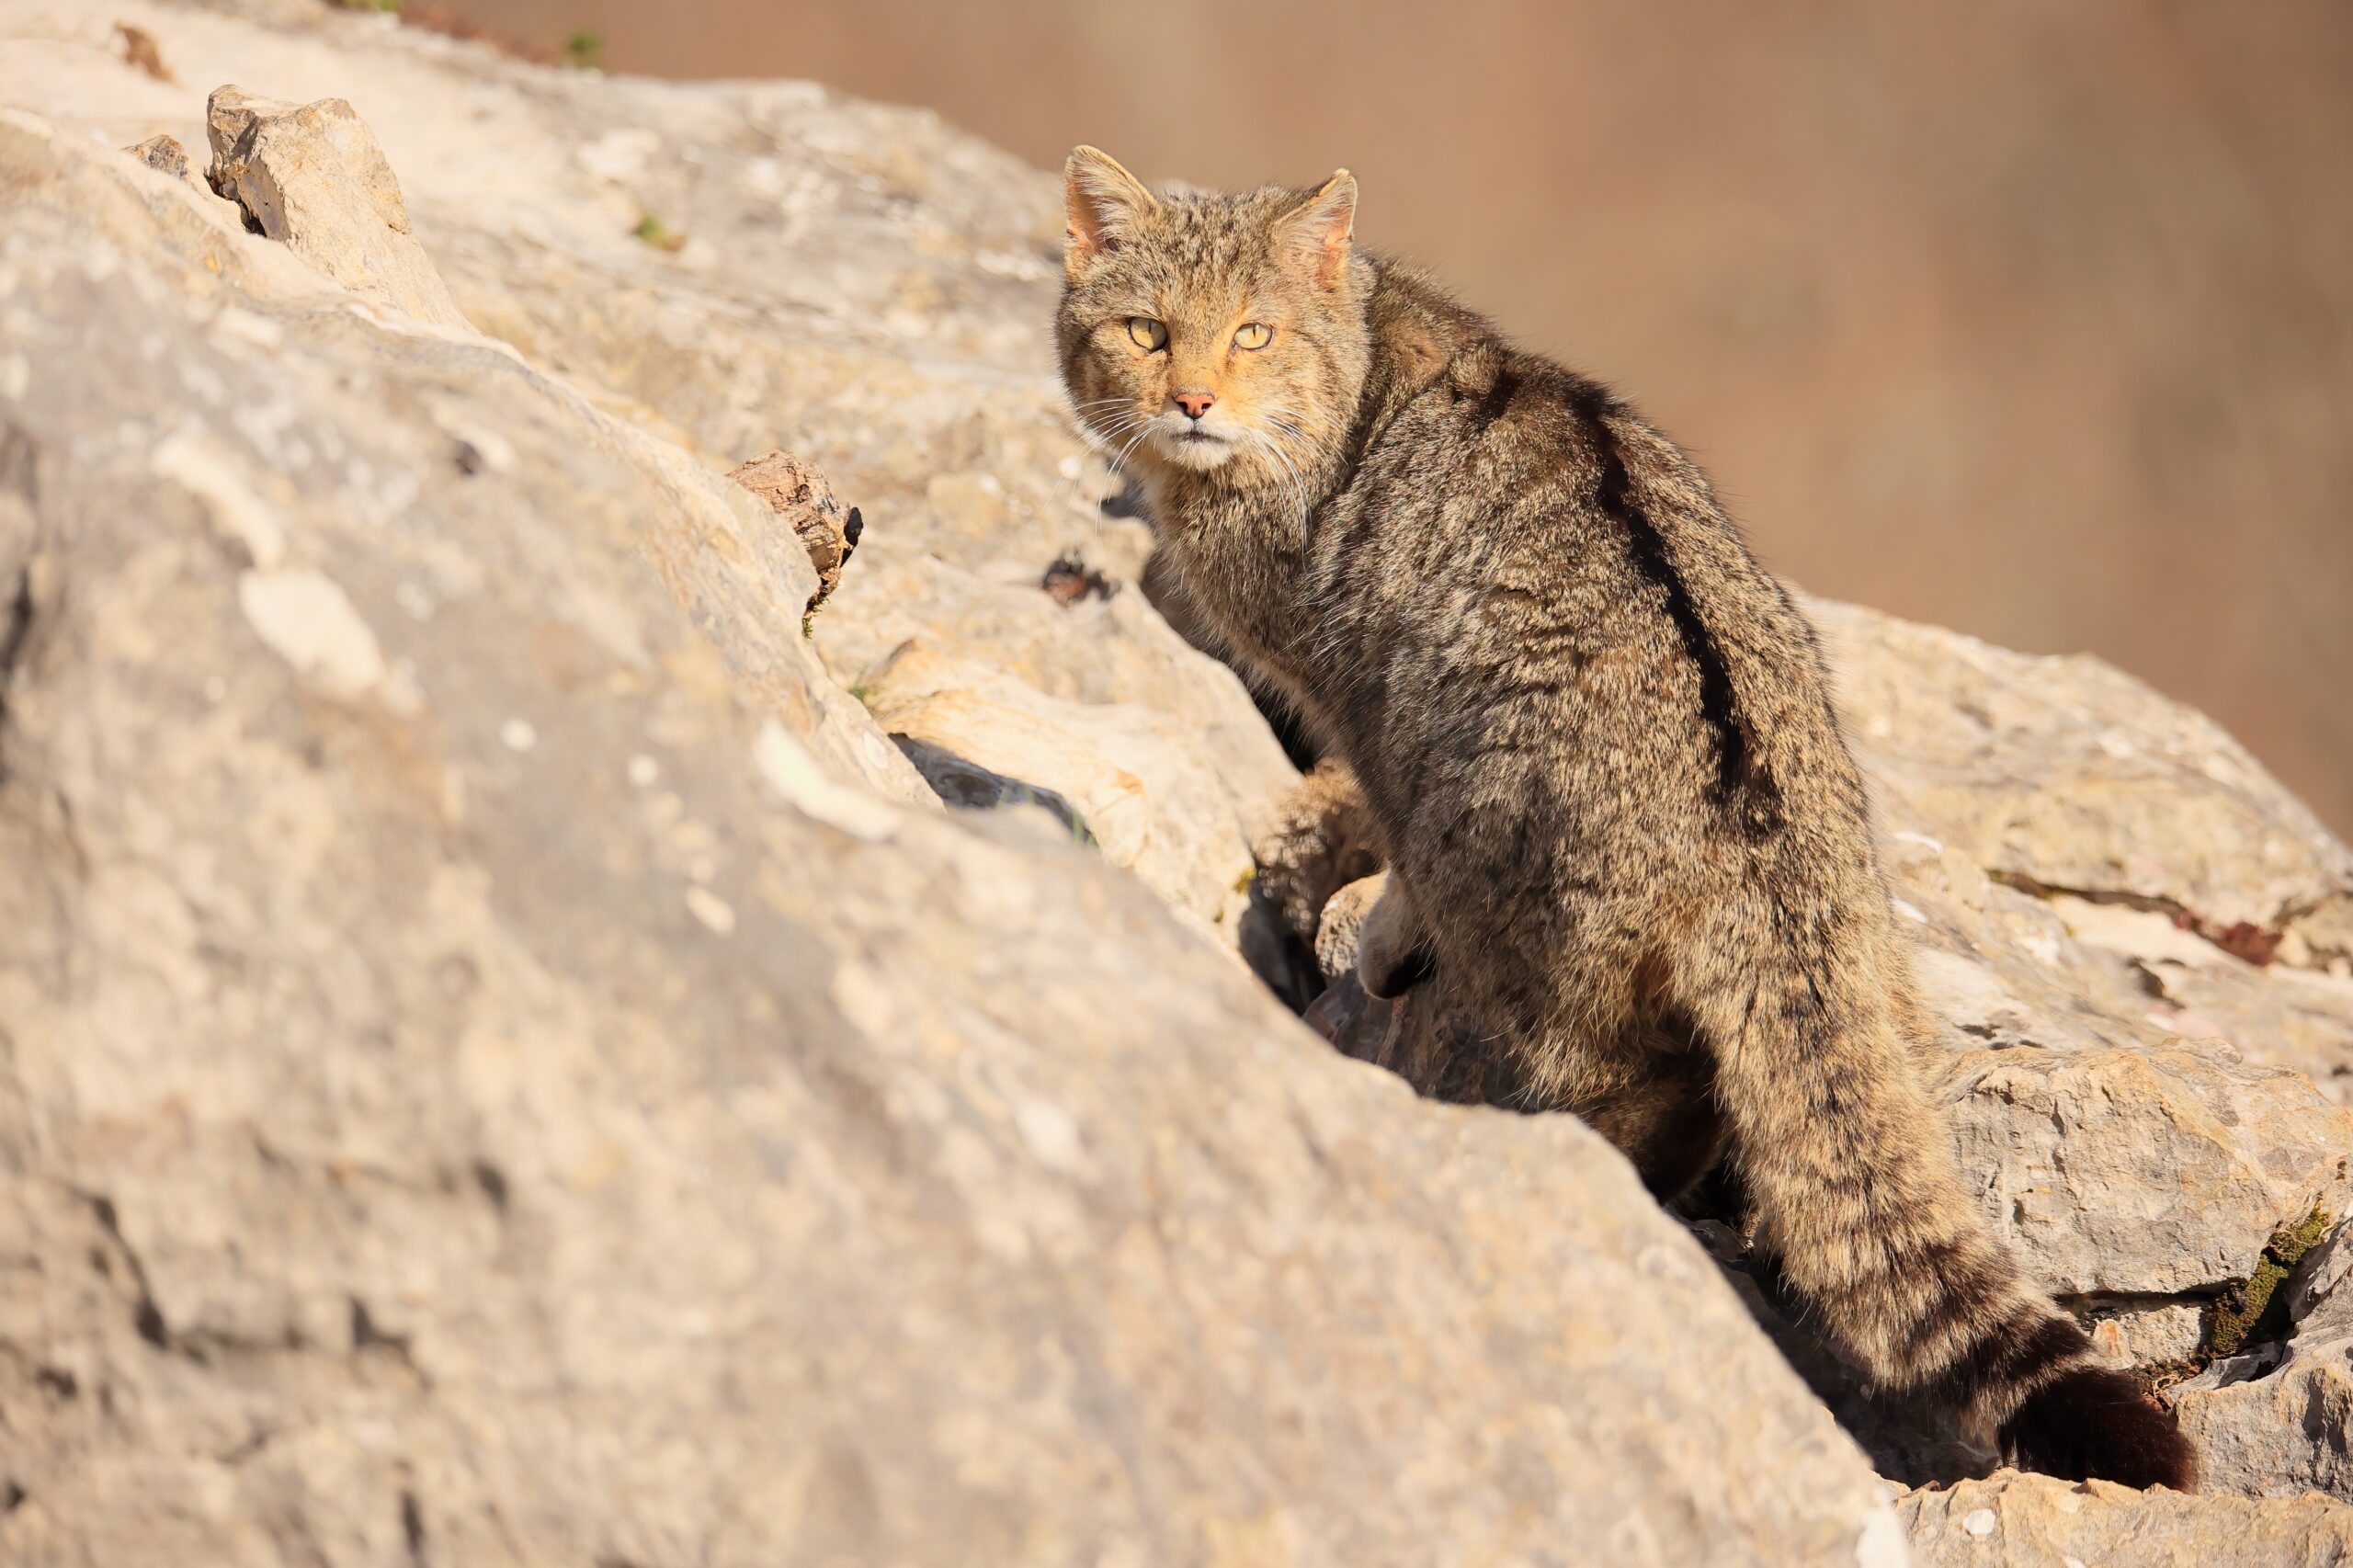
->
[1900,1472,2353,1565]
[5,4,2353,1562]
[0,18,1903,1568]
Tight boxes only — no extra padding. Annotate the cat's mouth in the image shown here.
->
[1154,423,1237,472]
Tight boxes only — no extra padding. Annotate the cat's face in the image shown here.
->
[1056,147,1365,482]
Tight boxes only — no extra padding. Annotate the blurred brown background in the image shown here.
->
[451,0,2353,835]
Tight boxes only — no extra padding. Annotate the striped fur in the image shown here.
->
[1055,147,2194,1490]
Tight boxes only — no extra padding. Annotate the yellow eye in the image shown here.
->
[1126,317,1168,351]
[1233,323,1273,351]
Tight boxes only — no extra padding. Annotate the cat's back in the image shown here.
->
[1327,265,1851,827]
[1324,272,1695,654]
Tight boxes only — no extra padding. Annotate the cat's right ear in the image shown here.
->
[1064,146,1157,278]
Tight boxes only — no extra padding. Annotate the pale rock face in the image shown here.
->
[0,17,1899,1568]
[1900,1472,2353,1566]
[4,1,2353,1560]
[856,637,1271,933]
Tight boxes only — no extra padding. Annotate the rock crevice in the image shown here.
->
[1,5,2350,1562]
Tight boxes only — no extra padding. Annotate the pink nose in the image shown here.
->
[1174,391,1216,420]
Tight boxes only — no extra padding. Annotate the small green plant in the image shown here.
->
[563,29,603,70]
[332,0,402,11]
[2205,1205,2333,1361]
[632,211,687,253]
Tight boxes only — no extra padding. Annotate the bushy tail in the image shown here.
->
[1688,894,2197,1491]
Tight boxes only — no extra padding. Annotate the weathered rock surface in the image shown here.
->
[2174,1219,2353,1499]
[1945,1043,2350,1299]
[0,24,1907,1568]
[1817,599,2353,978]
[1,0,1304,930]
[8,0,2353,1559]
[726,448,860,616]
[1899,1472,2353,1566]
[205,84,472,330]
[857,638,1270,932]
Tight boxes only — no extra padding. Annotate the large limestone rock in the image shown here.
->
[1899,1472,2353,1566]
[1818,599,2353,973]
[9,1,2353,1557]
[0,48,1904,1568]
[2,0,1301,931]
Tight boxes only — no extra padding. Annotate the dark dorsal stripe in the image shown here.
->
[1467,367,1519,435]
[1569,382,1778,828]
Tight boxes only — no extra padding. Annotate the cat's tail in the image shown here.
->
[1685,892,2198,1491]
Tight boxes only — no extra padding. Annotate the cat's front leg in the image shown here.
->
[1356,870,1438,999]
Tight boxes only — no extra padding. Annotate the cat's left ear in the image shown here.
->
[1279,170,1358,289]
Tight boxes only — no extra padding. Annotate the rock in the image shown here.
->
[2290,1217,2353,1332]
[13,0,2353,1553]
[1314,871,1388,989]
[1820,600,2353,981]
[2086,1301,2207,1366]
[856,638,1266,933]
[0,80,1915,1567]
[725,449,861,617]
[1944,1042,2352,1298]
[2174,1219,2353,1499]
[125,131,195,185]
[203,85,474,331]
[1900,1471,2353,1565]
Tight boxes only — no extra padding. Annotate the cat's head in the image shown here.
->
[1055,146,1371,483]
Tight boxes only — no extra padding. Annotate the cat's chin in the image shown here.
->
[1154,432,1238,472]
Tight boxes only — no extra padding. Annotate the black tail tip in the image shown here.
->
[1998,1365,2199,1492]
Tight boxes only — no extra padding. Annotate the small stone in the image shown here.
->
[125,133,193,184]
[237,567,385,698]
[726,449,860,616]
[499,718,538,753]
[1961,1508,1997,1538]
[202,85,473,330]
[682,885,735,935]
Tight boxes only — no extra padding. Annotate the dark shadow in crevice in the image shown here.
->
[891,734,1095,846]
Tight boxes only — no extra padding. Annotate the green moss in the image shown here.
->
[2205,1205,2332,1361]
[1232,866,1256,894]
[562,30,603,70]
[632,212,687,253]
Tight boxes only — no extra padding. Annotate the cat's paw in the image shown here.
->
[1354,874,1436,999]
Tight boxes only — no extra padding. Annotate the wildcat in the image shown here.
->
[1054,145,2195,1491]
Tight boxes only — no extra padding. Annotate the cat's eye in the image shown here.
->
[1126,317,1168,351]
[1233,323,1274,351]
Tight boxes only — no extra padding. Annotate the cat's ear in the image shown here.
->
[1279,169,1358,289]
[1064,146,1158,277]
